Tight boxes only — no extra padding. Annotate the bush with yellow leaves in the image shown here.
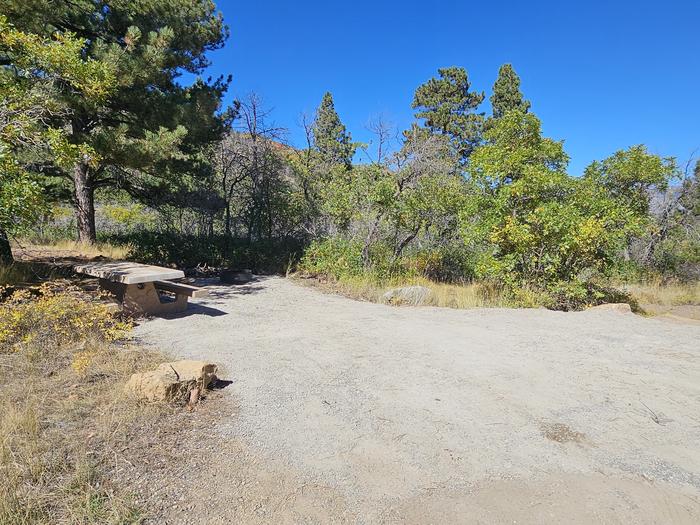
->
[0,283,131,355]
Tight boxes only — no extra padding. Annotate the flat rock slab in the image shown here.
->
[74,261,184,284]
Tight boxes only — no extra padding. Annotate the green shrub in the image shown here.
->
[405,244,477,282]
[298,237,470,282]
[460,112,674,309]
[112,231,304,273]
[299,238,364,278]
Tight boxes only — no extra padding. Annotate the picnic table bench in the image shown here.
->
[74,261,207,315]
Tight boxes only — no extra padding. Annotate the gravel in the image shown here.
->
[135,276,700,524]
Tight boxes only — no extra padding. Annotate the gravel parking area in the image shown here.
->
[135,276,700,524]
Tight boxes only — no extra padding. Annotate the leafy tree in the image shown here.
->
[218,95,300,243]
[311,92,355,168]
[626,156,698,277]
[490,64,530,119]
[691,160,700,214]
[411,66,485,162]
[464,111,647,307]
[303,127,466,277]
[0,16,114,262]
[287,94,355,238]
[583,145,674,216]
[0,0,231,243]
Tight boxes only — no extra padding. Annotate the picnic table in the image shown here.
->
[74,261,207,315]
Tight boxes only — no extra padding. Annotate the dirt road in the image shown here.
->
[135,276,700,524]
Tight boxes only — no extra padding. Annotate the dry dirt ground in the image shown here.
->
[134,276,700,524]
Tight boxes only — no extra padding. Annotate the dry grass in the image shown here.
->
[0,287,167,524]
[621,280,700,307]
[297,275,512,309]
[300,274,700,314]
[15,239,130,261]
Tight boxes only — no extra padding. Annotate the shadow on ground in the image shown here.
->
[153,275,272,319]
[157,303,228,319]
[187,276,270,301]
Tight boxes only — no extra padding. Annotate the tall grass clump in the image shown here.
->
[323,275,512,309]
[622,280,700,306]
[298,239,512,308]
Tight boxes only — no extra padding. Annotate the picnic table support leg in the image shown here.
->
[98,279,189,315]
[165,292,188,313]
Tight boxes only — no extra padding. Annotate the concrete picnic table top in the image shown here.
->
[74,261,184,285]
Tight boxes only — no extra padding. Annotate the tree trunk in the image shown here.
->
[72,162,97,243]
[362,214,383,269]
[392,227,420,263]
[0,229,13,264]
[224,204,232,237]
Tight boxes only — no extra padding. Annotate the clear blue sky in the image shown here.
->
[202,0,700,175]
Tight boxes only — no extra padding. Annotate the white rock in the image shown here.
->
[590,303,632,313]
[382,286,431,306]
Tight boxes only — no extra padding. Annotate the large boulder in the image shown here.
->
[125,360,218,402]
[382,286,431,306]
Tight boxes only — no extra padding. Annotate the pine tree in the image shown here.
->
[490,64,530,119]
[0,0,231,243]
[411,67,485,162]
[312,92,355,168]
[0,15,114,261]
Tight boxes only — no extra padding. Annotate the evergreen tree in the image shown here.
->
[312,92,355,168]
[0,15,113,261]
[490,64,530,119]
[411,67,485,162]
[0,0,231,243]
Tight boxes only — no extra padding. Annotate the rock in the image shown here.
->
[125,360,218,402]
[590,303,632,313]
[382,286,431,306]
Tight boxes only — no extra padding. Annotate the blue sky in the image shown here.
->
[202,0,699,175]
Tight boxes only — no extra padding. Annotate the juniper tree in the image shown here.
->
[0,0,231,243]
[411,67,485,163]
[490,64,530,119]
